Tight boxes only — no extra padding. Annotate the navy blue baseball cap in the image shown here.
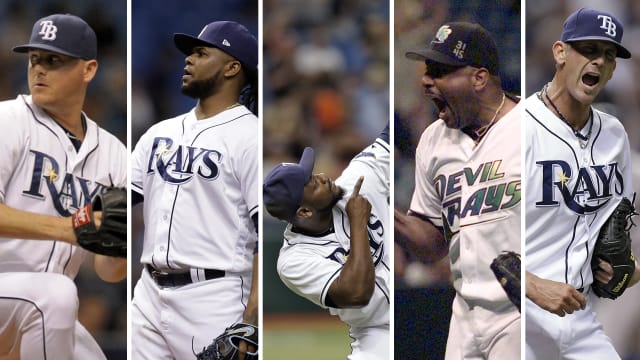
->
[174,21,258,73]
[13,14,97,60]
[406,22,500,75]
[263,147,316,222]
[561,8,630,59]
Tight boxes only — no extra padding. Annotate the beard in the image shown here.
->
[317,186,346,214]
[181,76,217,99]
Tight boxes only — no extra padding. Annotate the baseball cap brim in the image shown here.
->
[564,37,631,58]
[12,44,86,59]
[298,147,315,182]
[405,49,467,67]
[174,33,217,56]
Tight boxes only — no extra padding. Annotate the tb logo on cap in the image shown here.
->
[598,15,617,37]
[38,20,58,41]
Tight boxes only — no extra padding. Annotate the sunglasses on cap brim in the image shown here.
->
[424,60,465,78]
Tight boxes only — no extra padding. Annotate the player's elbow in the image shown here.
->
[344,279,375,307]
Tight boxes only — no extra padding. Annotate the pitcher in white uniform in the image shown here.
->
[0,14,127,359]
[264,126,390,360]
[525,8,640,360]
[130,20,259,359]
[395,21,521,359]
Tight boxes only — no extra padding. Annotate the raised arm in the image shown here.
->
[327,176,375,308]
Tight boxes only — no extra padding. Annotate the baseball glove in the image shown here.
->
[490,251,521,312]
[72,187,127,258]
[195,323,258,360]
[591,197,637,299]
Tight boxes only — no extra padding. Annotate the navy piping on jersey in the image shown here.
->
[374,138,390,153]
[590,112,603,165]
[564,217,581,285]
[375,279,390,304]
[526,109,579,168]
[62,243,73,276]
[44,241,56,272]
[321,267,342,307]
[132,182,143,193]
[240,274,248,310]
[23,96,69,171]
[164,111,253,268]
[1,296,47,359]
[24,96,72,272]
[81,125,100,177]
[165,185,182,269]
[248,204,258,217]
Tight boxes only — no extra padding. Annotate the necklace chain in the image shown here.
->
[224,102,241,111]
[540,84,593,149]
[473,93,506,139]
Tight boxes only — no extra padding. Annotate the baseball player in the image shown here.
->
[0,14,127,359]
[525,8,640,359]
[395,22,521,359]
[263,125,390,360]
[130,21,259,359]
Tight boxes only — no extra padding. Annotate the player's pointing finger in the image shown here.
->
[351,176,364,197]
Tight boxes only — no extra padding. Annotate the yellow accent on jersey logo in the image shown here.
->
[558,171,570,188]
[155,143,172,158]
[46,167,58,184]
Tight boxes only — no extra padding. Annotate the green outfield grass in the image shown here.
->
[264,314,351,360]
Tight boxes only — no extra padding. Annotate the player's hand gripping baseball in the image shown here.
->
[526,271,586,317]
[346,176,371,227]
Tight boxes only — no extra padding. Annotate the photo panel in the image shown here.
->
[524,2,640,359]
[262,0,391,359]
[0,0,127,359]
[131,0,258,359]
[394,1,521,359]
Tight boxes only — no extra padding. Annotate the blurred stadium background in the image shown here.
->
[528,2,640,359]
[394,1,520,359]
[0,0,126,358]
[263,0,389,358]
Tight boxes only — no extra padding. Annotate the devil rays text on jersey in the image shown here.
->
[435,159,521,239]
[535,160,623,214]
[146,137,222,184]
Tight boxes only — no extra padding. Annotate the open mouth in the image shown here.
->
[431,97,449,119]
[582,73,600,87]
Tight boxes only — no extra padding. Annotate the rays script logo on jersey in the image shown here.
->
[327,213,385,266]
[22,150,105,216]
[535,160,623,214]
[147,137,222,185]
[435,160,520,242]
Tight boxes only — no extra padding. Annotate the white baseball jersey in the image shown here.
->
[409,100,521,359]
[410,101,521,304]
[525,94,633,288]
[0,94,126,360]
[277,137,390,357]
[0,95,127,276]
[524,93,632,359]
[131,105,259,272]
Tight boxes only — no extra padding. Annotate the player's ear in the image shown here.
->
[295,206,313,220]
[83,59,98,83]
[471,67,489,91]
[224,60,242,78]
[552,41,567,65]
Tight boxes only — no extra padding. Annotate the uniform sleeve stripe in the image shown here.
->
[131,183,143,194]
[320,267,342,307]
[374,139,390,153]
[248,204,259,216]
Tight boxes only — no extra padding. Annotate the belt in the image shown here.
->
[146,265,225,287]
